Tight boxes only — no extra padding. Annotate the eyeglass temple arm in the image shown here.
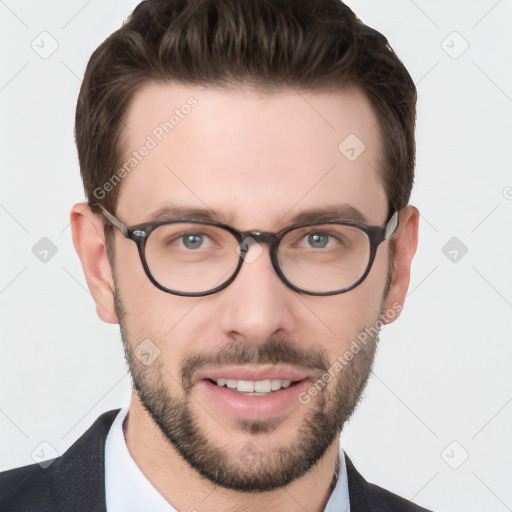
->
[95,204,130,238]
[384,211,399,239]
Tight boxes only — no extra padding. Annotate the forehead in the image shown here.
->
[116,82,388,227]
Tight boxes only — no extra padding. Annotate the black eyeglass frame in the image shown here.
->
[97,204,399,297]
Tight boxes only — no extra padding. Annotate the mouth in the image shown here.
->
[207,377,304,396]
[194,366,312,421]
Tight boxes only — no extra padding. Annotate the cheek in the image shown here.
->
[348,250,390,320]
[300,256,389,355]
[115,276,216,381]
[112,242,187,349]
[370,243,393,297]
[305,292,382,351]
[113,237,149,293]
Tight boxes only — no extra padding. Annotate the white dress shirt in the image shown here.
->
[105,404,350,512]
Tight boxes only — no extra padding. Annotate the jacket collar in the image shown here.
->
[2,408,416,512]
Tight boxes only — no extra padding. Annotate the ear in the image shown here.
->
[382,205,419,324]
[70,203,118,324]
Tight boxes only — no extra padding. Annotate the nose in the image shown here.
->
[217,242,296,344]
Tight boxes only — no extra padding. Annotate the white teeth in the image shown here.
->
[215,378,294,392]
[254,379,272,393]
[271,379,282,391]
[237,380,255,392]
[225,379,238,389]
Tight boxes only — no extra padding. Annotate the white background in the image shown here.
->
[1,1,511,511]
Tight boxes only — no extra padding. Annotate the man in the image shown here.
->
[0,0,430,510]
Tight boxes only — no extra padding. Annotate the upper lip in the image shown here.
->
[194,365,310,384]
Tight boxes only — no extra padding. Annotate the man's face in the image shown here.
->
[110,83,393,490]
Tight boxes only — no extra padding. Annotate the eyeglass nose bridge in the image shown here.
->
[237,230,277,259]
[234,230,293,292]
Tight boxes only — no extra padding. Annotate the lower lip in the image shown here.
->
[198,379,310,421]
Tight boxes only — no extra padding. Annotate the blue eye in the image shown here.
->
[306,233,330,248]
[181,233,205,249]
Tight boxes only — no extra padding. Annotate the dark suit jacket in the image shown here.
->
[0,409,432,511]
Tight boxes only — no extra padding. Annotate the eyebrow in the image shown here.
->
[288,205,367,224]
[144,204,367,226]
[146,206,233,223]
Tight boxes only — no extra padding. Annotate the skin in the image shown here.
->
[71,82,419,512]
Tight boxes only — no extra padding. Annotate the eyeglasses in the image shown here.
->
[98,204,399,297]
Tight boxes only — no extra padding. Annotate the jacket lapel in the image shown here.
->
[1,409,119,512]
[345,454,390,512]
[48,409,120,511]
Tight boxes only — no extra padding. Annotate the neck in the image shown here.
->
[123,396,341,512]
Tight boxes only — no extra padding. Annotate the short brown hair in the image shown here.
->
[75,0,416,220]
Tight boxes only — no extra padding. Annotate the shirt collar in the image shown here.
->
[105,405,350,512]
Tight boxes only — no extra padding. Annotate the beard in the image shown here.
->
[114,284,382,492]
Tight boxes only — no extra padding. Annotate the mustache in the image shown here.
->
[181,337,330,390]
